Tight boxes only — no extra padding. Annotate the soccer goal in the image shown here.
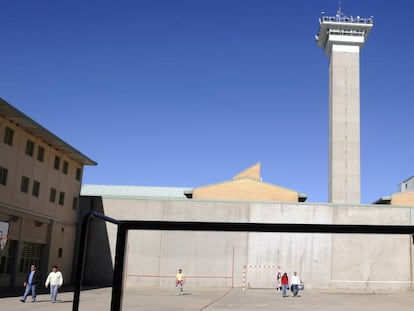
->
[242,264,281,291]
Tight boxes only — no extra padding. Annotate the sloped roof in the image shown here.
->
[81,184,191,199]
[0,97,97,166]
[233,162,261,181]
[189,163,307,202]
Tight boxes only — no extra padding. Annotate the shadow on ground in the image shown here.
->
[0,285,107,299]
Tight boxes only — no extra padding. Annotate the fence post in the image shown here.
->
[111,224,128,311]
[72,212,92,311]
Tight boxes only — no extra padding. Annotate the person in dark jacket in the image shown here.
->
[20,264,40,303]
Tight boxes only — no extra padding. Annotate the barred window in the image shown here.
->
[54,156,60,170]
[32,180,40,197]
[0,240,17,274]
[25,140,34,157]
[63,161,69,175]
[49,188,57,203]
[3,126,14,146]
[76,168,82,181]
[58,191,65,206]
[72,196,79,210]
[19,242,42,273]
[20,176,30,193]
[0,167,8,186]
[37,146,45,162]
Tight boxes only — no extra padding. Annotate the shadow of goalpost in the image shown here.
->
[72,211,414,311]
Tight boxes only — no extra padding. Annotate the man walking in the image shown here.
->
[45,266,63,303]
[20,264,39,302]
[291,271,302,297]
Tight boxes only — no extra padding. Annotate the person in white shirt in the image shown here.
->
[290,271,302,297]
[45,266,63,302]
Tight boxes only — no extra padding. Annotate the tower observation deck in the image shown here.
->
[316,13,373,55]
[316,10,373,204]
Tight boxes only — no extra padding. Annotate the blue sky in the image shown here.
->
[1,0,413,204]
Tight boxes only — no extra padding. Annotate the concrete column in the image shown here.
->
[328,44,361,204]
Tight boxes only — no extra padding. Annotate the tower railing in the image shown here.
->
[72,211,414,311]
[321,15,373,24]
[328,28,366,37]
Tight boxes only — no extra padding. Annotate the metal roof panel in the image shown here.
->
[81,184,191,199]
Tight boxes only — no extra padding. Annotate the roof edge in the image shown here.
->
[0,97,97,166]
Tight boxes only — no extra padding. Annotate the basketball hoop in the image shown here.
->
[0,237,8,251]
[0,221,10,252]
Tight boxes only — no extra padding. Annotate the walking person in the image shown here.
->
[20,264,39,303]
[291,271,302,297]
[45,265,63,303]
[276,268,282,291]
[175,268,185,295]
[281,272,289,297]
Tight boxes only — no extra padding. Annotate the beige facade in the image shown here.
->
[191,163,306,203]
[391,191,414,206]
[375,190,414,207]
[0,98,96,288]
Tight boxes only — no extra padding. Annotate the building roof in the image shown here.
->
[401,175,414,184]
[0,97,97,166]
[373,196,391,205]
[81,184,191,199]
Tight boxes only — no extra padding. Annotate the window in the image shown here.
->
[37,146,45,162]
[58,248,63,258]
[3,126,14,146]
[0,167,8,186]
[25,140,34,157]
[20,176,30,193]
[62,161,69,175]
[58,191,65,206]
[54,156,61,170]
[32,181,40,197]
[0,239,17,274]
[72,197,79,210]
[19,242,42,273]
[76,168,82,181]
[49,188,57,203]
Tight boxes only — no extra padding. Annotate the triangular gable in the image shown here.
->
[233,162,261,181]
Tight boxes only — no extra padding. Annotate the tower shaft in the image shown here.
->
[329,45,361,204]
[316,13,373,204]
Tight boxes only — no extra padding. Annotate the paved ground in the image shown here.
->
[1,286,413,310]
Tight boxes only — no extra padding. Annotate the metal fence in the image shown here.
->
[72,211,414,311]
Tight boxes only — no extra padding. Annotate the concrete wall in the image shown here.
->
[80,197,414,291]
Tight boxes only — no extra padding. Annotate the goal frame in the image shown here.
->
[242,264,281,291]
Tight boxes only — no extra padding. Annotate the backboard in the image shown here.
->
[0,220,10,251]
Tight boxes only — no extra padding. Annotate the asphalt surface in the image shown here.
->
[1,286,413,310]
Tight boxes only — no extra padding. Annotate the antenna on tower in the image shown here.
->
[336,0,342,17]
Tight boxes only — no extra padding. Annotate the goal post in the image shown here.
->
[242,264,281,291]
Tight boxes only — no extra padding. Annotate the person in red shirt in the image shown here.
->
[281,272,289,297]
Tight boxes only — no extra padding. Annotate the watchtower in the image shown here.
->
[316,7,373,204]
